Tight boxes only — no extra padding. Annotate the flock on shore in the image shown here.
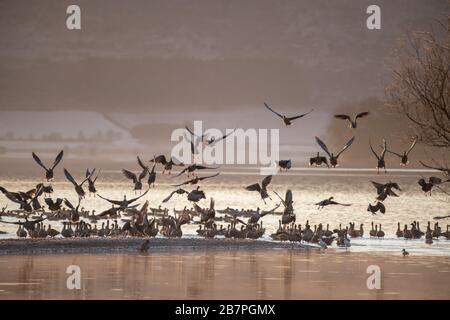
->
[1,103,449,251]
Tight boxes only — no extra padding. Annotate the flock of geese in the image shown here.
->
[1,103,450,252]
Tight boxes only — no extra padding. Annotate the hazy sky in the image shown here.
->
[0,0,448,113]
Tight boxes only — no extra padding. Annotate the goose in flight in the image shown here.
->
[0,216,47,232]
[97,204,139,218]
[419,161,450,178]
[334,112,369,128]
[205,129,236,146]
[315,197,351,209]
[122,166,147,194]
[63,198,81,222]
[193,198,216,223]
[173,173,220,187]
[370,139,387,174]
[315,136,355,167]
[0,185,44,212]
[64,169,91,199]
[175,164,219,177]
[264,102,313,126]
[137,156,156,187]
[387,137,418,166]
[97,189,149,208]
[274,190,296,224]
[151,155,184,174]
[45,197,63,212]
[245,175,272,204]
[367,201,386,214]
[277,160,291,171]
[247,203,280,225]
[163,186,206,203]
[86,168,100,196]
[32,150,64,181]
[418,177,449,195]
[371,181,401,201]
[309,152,329,167]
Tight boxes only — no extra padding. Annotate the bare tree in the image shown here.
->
[386,17,450,149]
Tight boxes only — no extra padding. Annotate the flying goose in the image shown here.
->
[162,186,206,203]
[45,197,63,212]
[334,112,370,128]
[137,156,156,187]
[97,189,149,208]
[0,185,43,212]
[86,168,100,196]
[173,173,220,187]
[371,181,401,201]
[387,137,418,166]
[175,164,220,178]
[247,203,280,225]
[367,201,386,214]
[418,177,449,195]
[32,150,64,181]
[151,155,184,174]
[315,136,355,167]
[64,169,91,199]
[97,204,139,218]
[369,139,387,174]
[122,166,147,193]
[309,153,329,167]
[205,129,236,146]
[193,198,216,223]
[315,197,351,209]
[264,102,313,126]
[245,175,272,204]
[0,216,47,232]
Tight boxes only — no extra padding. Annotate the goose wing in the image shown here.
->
[245,183,261,192]
[406,137,418,155]
[122,169,137,183]
[64,169,78,187]
[369,141,380,160]
[126,189,149,204]
[261,175,273,189]
[97,194,123,206]
[315,137,332,158]
[286,109,313,121]
[355,111,370,119]
[152,155,167,165]
[336,136,355,158]
[32,152,48,171]
[51,150,64,170]
[198,173,220,181]
[63,198,74,210]
[334,114,351,122]
[264,102,283,119]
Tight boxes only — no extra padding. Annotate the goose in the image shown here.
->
[137,156,156,187]
[396,223,404,237]
[97,189,149,208]
[32,150,64,181]
[175,164,220,178]
[334,112,370,129]
[193,198,216,223]
[245,175,272,204]
[315,136,355,167]
[150,155,184,174]
[418,177,449,195]
[187,187,206,202]
[369,222,377,237]
[47,224,59,237]
[315,197,351,209]
[0,216,47,232]
[369,139,387,174]
[402,249,409,257]
[173,173,220,187]
[204,129,236,146]
[122,164,147,194]
[0,185,44,213]
[45,197,63,212]
[247,203,280,225]
[64,198,81,222]
[16,225,27,238]
[61,222,73,238]
[277,160,292,171]
[387,137,417,166]
[425,225,433,244]
[309,153,329,167]
[442,225,450,240]
[86,168,100,196]
[264,102,313,126]
[367,201,386,214]
[376,224,385,238]
[403,224,413,239]
[64,169,91,199]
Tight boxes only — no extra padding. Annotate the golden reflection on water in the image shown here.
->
[0,250,449,299]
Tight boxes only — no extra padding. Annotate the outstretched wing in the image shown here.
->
[380,139,387,158]
[261,175,272,189]
[194,165,220,170]
[369,141,380,160]
[97,194,123,206]
[273,191,286,207]
[174,167,189,177]
[51,150,64,169]
[386,149,403,158]
[152,155,167,165]
[334,114,351,121]
[287,109,313,121]
[138,168,147,182]
[336,136,355,158]
[162,189,187,203]
[63,198,74,210]
[127,189,149,204]
[198,173,220,181]
[315,137,332,158]
[137,156,147,170]
[122,169,137,183]
[64,169,78,187]
[406,137,418,155]
[355,111,370,119]
[245,183,261,192]
[264,102,283,119]
[32,152,48,170]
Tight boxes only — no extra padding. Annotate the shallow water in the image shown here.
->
[0,250,449,299]
[1,168,449,254]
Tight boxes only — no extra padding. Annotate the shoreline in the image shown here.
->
[0,237,319,256]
